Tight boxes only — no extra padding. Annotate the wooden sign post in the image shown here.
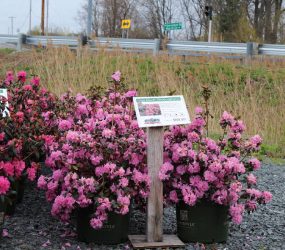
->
[130,96,190,249]
[129,127,184,248]
[147,127,164,243]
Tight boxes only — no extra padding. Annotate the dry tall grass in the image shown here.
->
[1,47,285,156]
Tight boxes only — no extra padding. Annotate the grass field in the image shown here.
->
[1,47,284,157]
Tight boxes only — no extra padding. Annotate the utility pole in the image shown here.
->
[41,0,45,35]
[208,17,212,43]
[8,17,15,35]
[46,0,49,35]
[29,0,32,34]
[87,0,92,37]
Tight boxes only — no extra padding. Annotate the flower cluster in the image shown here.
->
[38,74,149,229]
[160,108,272,224]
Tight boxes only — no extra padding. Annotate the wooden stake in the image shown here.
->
[147,127,164,242]
[129,126,184,249]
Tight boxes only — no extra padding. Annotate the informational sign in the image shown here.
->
[121,19,131,29]
[164,22,183,31]
[133,96,190,128]
[0,89,9,117]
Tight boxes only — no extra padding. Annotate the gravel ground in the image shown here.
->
[0,162,284,250]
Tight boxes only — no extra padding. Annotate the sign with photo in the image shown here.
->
[0,88,9,117]
[133,95,190,128]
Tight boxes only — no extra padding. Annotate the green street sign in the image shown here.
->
[164,22,183,31]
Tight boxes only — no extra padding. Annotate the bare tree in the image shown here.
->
[247,0,284,43]
[180,0,207,40]
[140,0,176,38]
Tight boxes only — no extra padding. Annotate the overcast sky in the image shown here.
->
[0,0,84,35]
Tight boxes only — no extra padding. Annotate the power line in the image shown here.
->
[8,16,16,35]
[19,12,30,31]
[29,0,32,34]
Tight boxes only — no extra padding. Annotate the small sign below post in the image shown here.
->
[130,95,189,249]
[0,89,9,117]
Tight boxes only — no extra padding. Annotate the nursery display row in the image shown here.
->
[0,71,272,246]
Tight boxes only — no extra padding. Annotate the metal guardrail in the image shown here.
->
[0,34,18,44]
[89,37,158,50]
[2,34,285,57]
[259,44,285,56]
[168,41,247,54]
[26,35,78,47]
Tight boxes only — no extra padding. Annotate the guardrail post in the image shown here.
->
[246,42,258,64]
[17,33,26,51]
[79,34,88,47]
[77,34,88,57]
[153,39,160,56]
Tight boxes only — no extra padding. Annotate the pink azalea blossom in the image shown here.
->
[262,191,272,203]
[2,229,9,237]
[90,218,103,229]
[27,167,37,181]
[5,71,14,83]
[229,204,244,224]
[23,84,33,91]
[31,76,40,86]
[247,173,257,185]
[248,158,261,170]
[0,132,5,141]
[125,90,137,98]
[102,128,115,138]
[194,106,203,114]
[17,71,27,82]
[58,120,72,131]
[16,111,24,123]
[37,175,47,189]
[0,176,10,195]
[112,70,121,82]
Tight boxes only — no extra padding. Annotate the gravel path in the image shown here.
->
[0,162,284,250]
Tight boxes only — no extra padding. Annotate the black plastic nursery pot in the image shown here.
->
[76,206,130,244]
[176,200,229,243]
[5,180,19,216]
[0,198,6,239]
[16,177,26,204]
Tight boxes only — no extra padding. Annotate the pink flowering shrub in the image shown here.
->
[0,95,25,200]
[160,108,272,224]
[0,71,57,182]
[38,73,149,229]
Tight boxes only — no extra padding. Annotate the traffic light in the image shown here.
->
[205,6,213,20]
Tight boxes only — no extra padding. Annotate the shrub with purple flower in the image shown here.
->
[160,107,272,225]
[38,74,149,229]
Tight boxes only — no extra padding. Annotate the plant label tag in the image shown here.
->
[0,89,9,117]
[133,95,191,128]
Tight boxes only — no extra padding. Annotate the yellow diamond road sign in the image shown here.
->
[121,19,131,29]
